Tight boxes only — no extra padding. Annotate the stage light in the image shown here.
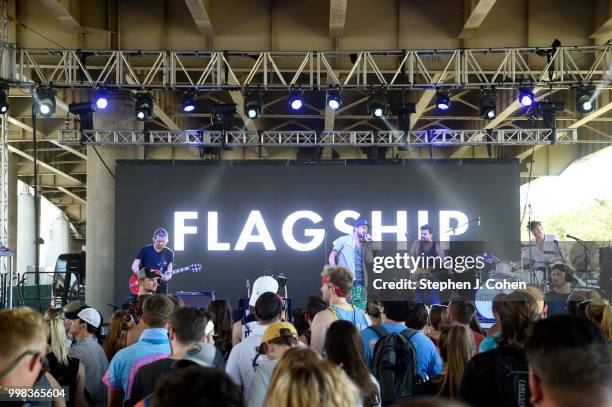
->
[368,92,387,117]
[68,101,97,115]
[0,88,8,114]
[34,87,56,117]
[182,90,197,113]
[519,88,535,107]
[479,89,497,120]
[576,86,595,114]
[135,93,153,121]
[94,90,109,110]
[289,91,303,111]
[327,89,341,110]
[244,92,262,119]
[436,92,450,111]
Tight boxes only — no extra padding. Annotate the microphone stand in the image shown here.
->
[567,235,589,272]
[554,240,566,263]
[444,216,480,236]
[526,204,535,286]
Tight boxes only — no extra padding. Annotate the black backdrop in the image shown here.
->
[114,159,519,307]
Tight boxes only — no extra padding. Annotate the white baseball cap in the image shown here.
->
[77,307,101,329]
[249,276,279,307]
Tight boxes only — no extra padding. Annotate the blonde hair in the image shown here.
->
[267,358,361,407]
[585,299,612,341]
[0,307,48,359]
[46,308,70,366]
[437,325,474,398]
[520,286,545,315]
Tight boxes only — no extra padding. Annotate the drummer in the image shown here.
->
[523,221,562,268]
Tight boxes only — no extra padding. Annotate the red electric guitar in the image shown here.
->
[128,264,202,295]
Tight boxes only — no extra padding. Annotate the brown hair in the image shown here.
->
[170,307,210,345]
[0,307,48,358]
[143,294,174,328]
[322,266,354,298]
[324,320,379,406]
[448,300,476,325]
[497,290,539,347]
[437,325,474,398]
[104,310,128,361]
[528,220,542,231]
[429,305,448,330]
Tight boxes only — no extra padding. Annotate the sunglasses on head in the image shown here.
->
[0,350,47,382]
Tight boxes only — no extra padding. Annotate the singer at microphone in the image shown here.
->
[328,219,373,310]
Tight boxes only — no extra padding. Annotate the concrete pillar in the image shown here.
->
[86,92,143,320]
[17,188,35,280]
[7,152,18,251]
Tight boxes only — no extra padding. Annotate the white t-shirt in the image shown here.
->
[226,323,269,400]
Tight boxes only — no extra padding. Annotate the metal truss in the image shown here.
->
[2,44,612,90]
[58,128,578,147]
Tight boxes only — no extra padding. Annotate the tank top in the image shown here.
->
[328,304,370,331]
[46,353,79,407]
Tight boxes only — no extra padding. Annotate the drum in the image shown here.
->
[494,260,518,280]
[474,278,515,322]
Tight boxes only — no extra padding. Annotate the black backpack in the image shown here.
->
[493,348,531,407]
[370,325,420,405]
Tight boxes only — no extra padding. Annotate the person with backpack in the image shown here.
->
[459,290,540,407]
[310,266,371,353]
[361,300,443,405]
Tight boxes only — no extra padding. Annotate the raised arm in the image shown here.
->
[131,259,141,275]
[328,249,339,266]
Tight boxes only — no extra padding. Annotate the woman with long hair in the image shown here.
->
[265,348,361,407]
[125,295,148,346]
[206,299,234,359]
[45,308,88,407]
[416,325,474,398]
[103,309,128,361]
[584,299,612,347]
[459,290,540,407]
[426,304,448,345]
[324,320,381,407]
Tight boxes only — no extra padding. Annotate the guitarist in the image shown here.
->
[131,228,174,295]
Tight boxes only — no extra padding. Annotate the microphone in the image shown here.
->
[566,234,581,241]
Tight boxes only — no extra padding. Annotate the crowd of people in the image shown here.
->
[0,262,611,407]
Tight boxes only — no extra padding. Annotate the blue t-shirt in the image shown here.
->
[103,328,171,400]
[479,331,500,353]
[135,244,174,272]
[362,323,443,380]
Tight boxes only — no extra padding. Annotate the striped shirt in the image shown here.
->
[69,335,109,406]
[103,328,171,401]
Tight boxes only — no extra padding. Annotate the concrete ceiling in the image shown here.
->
[4,0,612,238]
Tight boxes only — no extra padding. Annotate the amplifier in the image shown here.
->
[176,291,216,308]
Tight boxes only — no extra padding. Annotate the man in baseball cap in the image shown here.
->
[249,322,300,407]
[135,269,160,297]
[67,306,109,406]
[249,276,279,308]
[328,218,373,310]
